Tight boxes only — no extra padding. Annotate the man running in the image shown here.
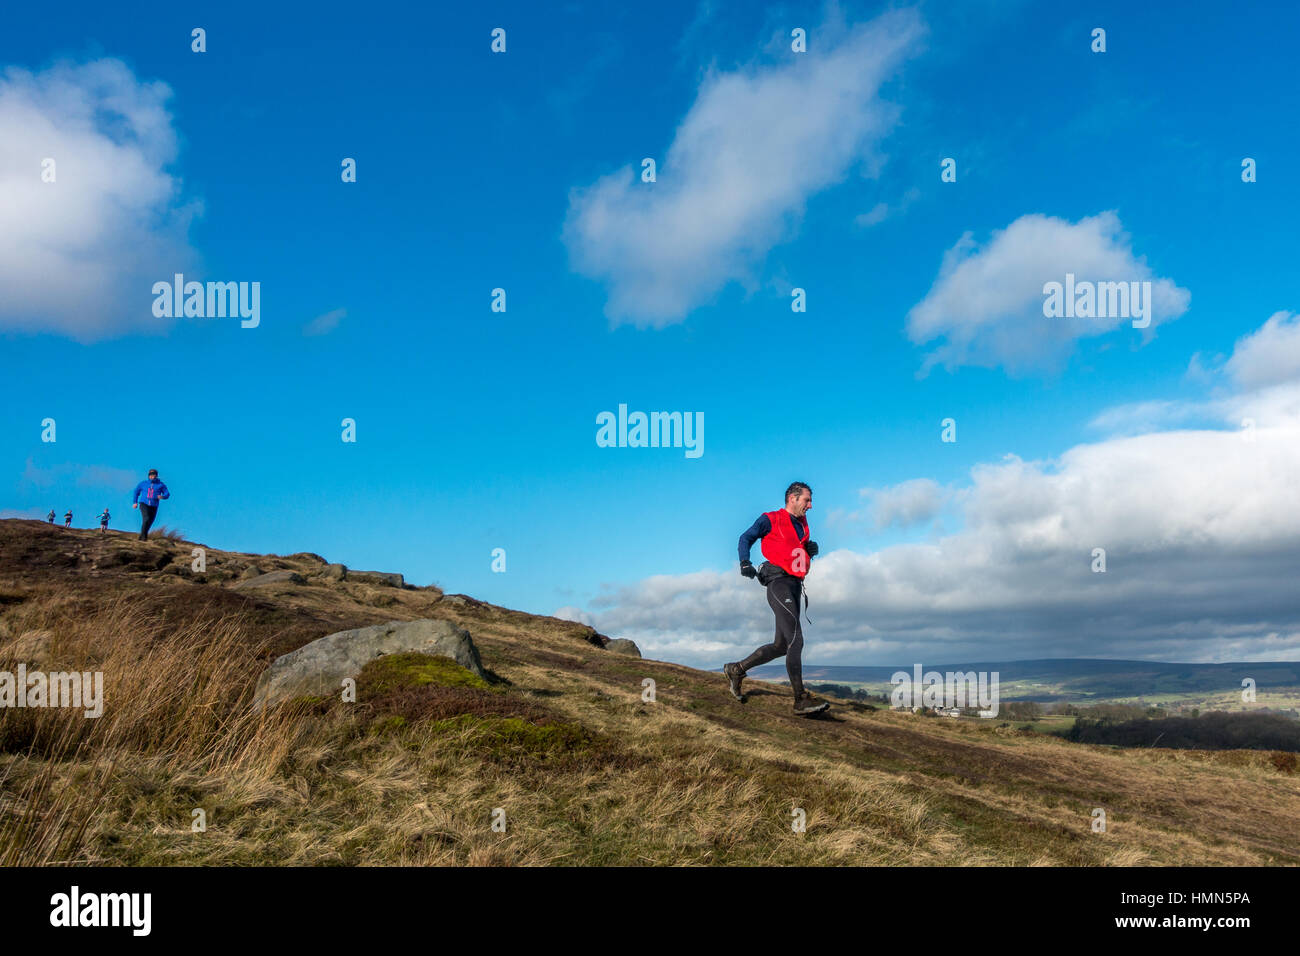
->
[723,482,828,715]
[132,468,171,540]
[47,509,55,524]
[98,507,111,533]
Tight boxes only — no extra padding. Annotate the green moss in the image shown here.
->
[358,652,489,697]
[369,715,408,736]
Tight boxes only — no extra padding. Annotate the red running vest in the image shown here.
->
[760,509,810,578]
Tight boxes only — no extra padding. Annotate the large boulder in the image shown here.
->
[252,618,486,711]
[604,638,641,657]
[319,563,348,581]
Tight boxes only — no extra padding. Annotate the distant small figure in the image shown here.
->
[132,468,171,541]
[63,509,73,528]
[98,508,111,533]
[47,509,55,524]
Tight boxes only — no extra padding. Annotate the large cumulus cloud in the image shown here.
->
[0,58,199,341]
[572,312,1300,666]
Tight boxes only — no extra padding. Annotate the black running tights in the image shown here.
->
[738,574,804,696]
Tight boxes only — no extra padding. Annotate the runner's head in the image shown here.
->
[148,469,158,479]
[784,481,812,517]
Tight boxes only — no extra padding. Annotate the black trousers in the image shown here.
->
[737,573,805,697]
[138,503,158,540]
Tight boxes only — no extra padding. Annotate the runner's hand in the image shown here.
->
[806,541,819,558]
[740,560,757,579]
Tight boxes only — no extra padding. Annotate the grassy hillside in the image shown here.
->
[1,518,1297,866]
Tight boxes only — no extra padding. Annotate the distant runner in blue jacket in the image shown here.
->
[98,508,111,533]
[132,469,170,540]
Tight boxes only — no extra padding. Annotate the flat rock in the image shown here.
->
[251,618,485,711]
[233,569,306,589]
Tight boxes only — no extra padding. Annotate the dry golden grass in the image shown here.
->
[2,521,1298,866]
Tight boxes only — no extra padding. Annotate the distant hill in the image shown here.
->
[749,659,1300,704]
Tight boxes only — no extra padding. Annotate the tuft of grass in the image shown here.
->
[0,592,290,864]
[427,714,593,757]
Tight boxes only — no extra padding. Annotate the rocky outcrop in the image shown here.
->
[251,618,486,711]
[604,638,641,657]
[234,569,306,589]
[284,552,327,564]
[349,570,405,588]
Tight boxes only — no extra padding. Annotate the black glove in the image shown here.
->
[805,541,819,558]
[740,560,758,579]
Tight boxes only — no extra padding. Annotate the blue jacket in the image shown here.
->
[132,478,170,507]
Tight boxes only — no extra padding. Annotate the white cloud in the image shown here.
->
[0,58,199,341]
[860,478,947,530]
[1225,311,1300,390]
[562,8,925,327]
[1088,311,1300,436]
[855,202,889,227]
[854,185,919,228]
[906,211,1190,375]
[552,605,595,627]
[20,459,138,491]
[0,507,47,520]
[577,312,1300,668]
[303,307,345,337]
[1086,399,1199,436]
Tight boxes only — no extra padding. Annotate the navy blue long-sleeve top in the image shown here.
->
[738,513,807,563]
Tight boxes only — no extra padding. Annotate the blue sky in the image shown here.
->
[4,1,1300,666]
